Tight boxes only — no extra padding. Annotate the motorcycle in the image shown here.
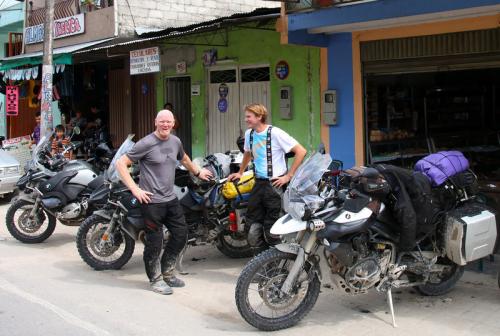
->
[235,151,498,331]
[76,136,256,271]
[5,133,107,244]
[78,128,115,174]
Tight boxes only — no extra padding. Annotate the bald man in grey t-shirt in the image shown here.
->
[116,110,212,295]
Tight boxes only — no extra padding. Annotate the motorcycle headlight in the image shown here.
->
[288,201,306,220]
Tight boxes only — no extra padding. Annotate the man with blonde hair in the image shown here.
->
[116,109,212,295]
[228,103,306,250]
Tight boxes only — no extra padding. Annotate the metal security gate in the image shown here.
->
[165,76,192,157]
[207,66,270,153]
[362,28,500,75]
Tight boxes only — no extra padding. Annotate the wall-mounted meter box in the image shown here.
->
[323,90,337,125]
[279,86,292,119]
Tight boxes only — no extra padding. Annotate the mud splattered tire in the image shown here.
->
[5,199,56,244]
[76,215,135,270]
[235,248,320,331]
[417,262,464,296]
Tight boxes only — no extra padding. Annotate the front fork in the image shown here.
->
[99,208,120,248]
[280,231,318,295]
[29,197,42,218]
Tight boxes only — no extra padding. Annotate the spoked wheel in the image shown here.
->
[417,258,465,296]
[216,231,255,258]
[5,199,56,243]
[235,248,320,331]
[76,215,135,270]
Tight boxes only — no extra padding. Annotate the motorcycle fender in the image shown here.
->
[16,193,36,204]
[93,210,112,221]
[270,214,307,235]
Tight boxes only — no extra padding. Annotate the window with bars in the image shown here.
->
[241,67,270,82]
[210,70,237,84]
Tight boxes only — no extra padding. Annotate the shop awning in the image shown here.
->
[0,38,114,70]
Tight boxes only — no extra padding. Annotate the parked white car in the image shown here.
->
[0,137,22,198]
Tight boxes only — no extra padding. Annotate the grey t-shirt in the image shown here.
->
[126,133,185,203]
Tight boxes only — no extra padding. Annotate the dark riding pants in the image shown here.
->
[141,198,187,282]
[246,179,282,249]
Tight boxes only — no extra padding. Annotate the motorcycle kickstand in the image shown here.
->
[387,288,397,328]
[176,245,188,275]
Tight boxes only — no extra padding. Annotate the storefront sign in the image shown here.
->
[24,14,85,45]
[6,86,19,116]
[2,135,31,147]
[203,49,217,66]
[275,60,290,80]
[176,62,187,74]
[218,83,229,112]
[130,47,161,75]
[2,135,32,169]
[218,98,228,113]
[218,83,229,98]
[0,93,5,136]
[40,65,54,136]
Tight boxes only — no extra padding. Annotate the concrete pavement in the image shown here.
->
[1,199,500,336]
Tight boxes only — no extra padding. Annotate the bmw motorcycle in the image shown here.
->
[235,152,498,331]
[5,135,106,244]
[76,136,255,271]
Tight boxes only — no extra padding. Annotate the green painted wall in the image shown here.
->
[156,27,322,158]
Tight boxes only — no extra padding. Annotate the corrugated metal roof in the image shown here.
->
[73,7,280,54]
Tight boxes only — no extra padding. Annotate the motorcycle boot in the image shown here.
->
[162,256,185,288]
[247,222,265,249]
[150,279,173,295]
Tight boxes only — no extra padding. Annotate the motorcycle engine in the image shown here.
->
[56,203,82,220]
[344,257,382,291]
[327,234,393,292]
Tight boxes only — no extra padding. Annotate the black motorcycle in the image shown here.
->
[76,138,255,271]
[6,135,106,244]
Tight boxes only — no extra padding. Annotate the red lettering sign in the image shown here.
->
[6,86,19,117]
[53,15,83,38]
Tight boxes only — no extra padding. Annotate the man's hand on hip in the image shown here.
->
[271,174,291,189]
[132,187,153,204]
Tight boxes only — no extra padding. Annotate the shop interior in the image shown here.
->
[366,68,500,181]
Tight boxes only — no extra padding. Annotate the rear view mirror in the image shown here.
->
[317,143,326,154]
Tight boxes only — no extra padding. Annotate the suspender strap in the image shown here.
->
[266,126,273,178]
[249,126,273,178]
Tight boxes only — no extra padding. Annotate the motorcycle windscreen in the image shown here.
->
[283,152,332,221]
[29,135,52,172]
[106,135,135,183]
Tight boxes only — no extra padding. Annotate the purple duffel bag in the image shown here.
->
[414,151,469,187]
